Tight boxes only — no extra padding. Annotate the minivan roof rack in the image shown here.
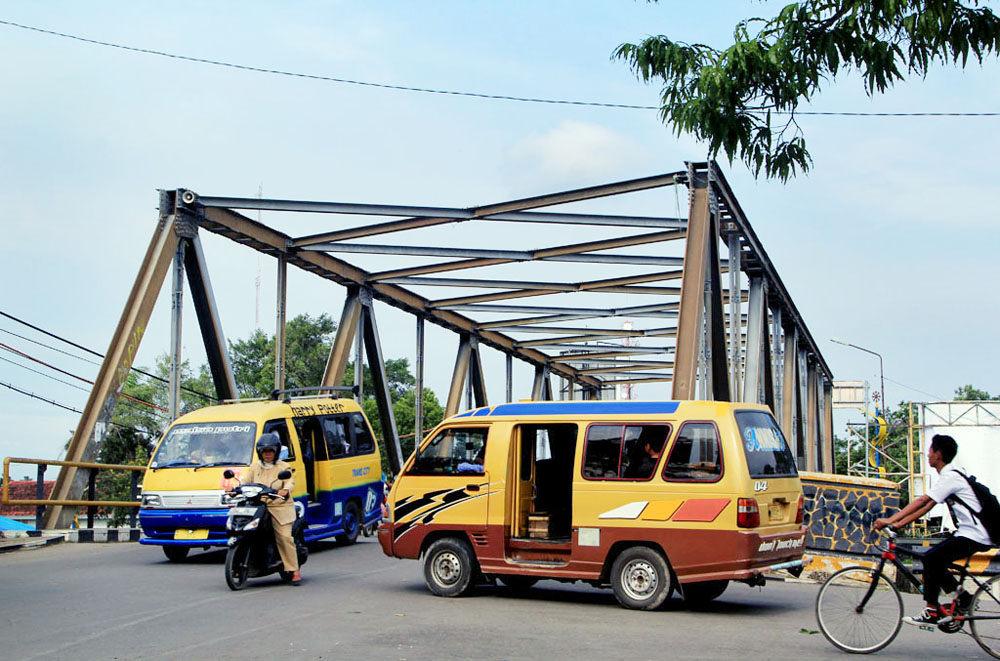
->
[269,386,359,404]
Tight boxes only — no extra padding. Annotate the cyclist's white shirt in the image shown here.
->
[928,464,992,546]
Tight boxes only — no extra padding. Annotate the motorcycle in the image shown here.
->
[222,469,308,590]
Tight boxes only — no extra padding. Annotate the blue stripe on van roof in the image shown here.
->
[485,401,679,417]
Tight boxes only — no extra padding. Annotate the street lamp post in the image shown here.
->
[830,338,885,417]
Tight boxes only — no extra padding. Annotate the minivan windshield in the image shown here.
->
[735,410,798,478]
[149,422,256,469]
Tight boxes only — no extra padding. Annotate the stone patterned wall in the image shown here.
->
[800,472,900,555]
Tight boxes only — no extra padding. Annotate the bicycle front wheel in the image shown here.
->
[816,566,903,654]
[971,574,1000,659]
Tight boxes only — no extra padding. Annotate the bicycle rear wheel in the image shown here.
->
[971,574,1000,659]
[816,566,903,654]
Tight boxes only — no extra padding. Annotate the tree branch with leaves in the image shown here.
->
[615,0,1000,180]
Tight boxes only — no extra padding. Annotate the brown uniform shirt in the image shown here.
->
[240,460,296,525]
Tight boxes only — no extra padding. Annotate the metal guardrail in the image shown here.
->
[2,457,145,530]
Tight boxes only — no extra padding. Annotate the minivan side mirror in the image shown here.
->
[277,470,292,480]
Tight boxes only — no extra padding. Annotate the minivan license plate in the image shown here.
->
[174,528,209,540]
[768,504,784,520]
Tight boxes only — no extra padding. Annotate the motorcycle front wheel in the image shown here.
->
[225,542,251,591]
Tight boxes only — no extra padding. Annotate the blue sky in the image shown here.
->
[1,1,998,462]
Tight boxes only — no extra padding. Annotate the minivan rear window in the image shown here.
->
[735,410,797,478]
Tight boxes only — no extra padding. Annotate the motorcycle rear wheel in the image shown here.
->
[225,543,251,591]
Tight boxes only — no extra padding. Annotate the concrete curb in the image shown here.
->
[64,528,141,543]
[0,534,64,553]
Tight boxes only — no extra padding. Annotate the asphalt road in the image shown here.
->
[0,539,988,660]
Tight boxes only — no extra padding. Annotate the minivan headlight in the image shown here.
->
[141,493,162,508]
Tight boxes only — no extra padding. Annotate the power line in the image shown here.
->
[0,309,215,402]
[0,326,103,367]
[0,355,92,393]
[2,18,997,118]
[0,341,168,412]
[0,380,155,437]
[0,354,169,422]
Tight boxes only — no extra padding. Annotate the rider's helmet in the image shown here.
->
[255,432,282,461]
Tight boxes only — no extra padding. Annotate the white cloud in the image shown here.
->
[506,120,651,187]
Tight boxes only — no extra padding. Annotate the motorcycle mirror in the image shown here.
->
[223,469,235,479]
[277,470,292,480]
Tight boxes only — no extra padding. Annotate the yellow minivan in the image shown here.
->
[378,400,805,609]
[139,389,383,561]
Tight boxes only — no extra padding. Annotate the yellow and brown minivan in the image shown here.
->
[140,389,383,561]
[378,400,805,609]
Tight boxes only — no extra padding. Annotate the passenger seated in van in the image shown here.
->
[624,440,662,479]
[457,447,485,473]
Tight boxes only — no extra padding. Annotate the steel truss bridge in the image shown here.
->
[44,161,834,528]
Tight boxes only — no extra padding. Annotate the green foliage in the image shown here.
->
[954,384,997,400]
[615,1,1000,180]
[230,313,337,397]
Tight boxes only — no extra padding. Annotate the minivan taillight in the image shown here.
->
[795,494,805,524]
[737,498,760,528]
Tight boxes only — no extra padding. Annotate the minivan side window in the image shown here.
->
[662,422,722,482]
[351,412,375,455]
[293,417,327,462]
[583,424,670,480]
[408,427,488,476]
[263,419,294,461]
[321,416,352,458]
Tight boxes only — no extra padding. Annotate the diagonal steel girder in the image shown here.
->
[196,205,604,389]
[197,172,686,246]
[367,230,687,282]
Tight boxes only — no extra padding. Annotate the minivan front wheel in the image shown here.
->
[423,537,476,597]
[611,546,672,610]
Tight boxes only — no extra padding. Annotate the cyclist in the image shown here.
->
[875,434,991,626]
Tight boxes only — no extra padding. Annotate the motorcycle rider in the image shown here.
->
[240,432,302,585]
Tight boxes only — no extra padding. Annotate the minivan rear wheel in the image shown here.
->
[423,537,476,597]
[682,579,729,606]
[610,546,672,610]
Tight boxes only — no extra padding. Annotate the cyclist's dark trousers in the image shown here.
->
[923,534,989,605]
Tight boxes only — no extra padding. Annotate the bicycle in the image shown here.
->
[815,526,1000,657]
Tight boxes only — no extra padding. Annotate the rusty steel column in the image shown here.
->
[672,170,711,400]
[771,307,784,421]
[468,338,488,408]
[45,191,181,528]
[505,353,513,403]
[322,288,361,388]
[168,241,185,419]
[807,360,820,471]
[446,335,472,417]
[743,277,767,403]
[781,327,798,462]
[184,234,236,401]
[274,253,287,391]
[799,349,812,471]
[823,380,834,471]
[415,315,425,442]
[727,232,742,401]
[358,291,403,474]
[532,365,552,400]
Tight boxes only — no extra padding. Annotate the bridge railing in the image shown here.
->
[2,457,144,531]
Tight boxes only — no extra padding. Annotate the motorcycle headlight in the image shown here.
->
[141,494,162,508]
[242,518,259,531]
